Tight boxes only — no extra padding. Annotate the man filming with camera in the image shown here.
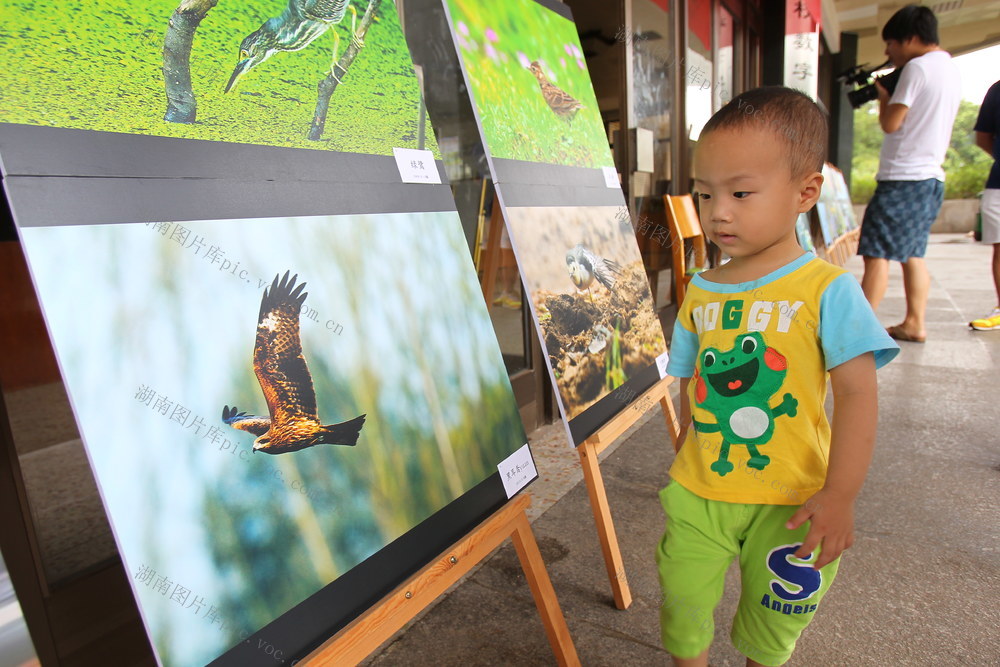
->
[857,5,961,343]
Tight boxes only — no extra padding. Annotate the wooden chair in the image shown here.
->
[663,194,708,305]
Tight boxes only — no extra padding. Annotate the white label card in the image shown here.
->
[392,148,441,184]
[497,443,536,499]
[656,351,670,379]
[601,166,620,188]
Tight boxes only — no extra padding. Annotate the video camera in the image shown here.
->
[838,60,903,109]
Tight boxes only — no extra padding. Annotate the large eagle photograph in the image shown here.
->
[222,271,365,454]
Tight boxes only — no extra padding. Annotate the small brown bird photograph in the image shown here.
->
[529,60,584,121]
[445,0,615,169]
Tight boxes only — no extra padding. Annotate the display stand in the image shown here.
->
[472,179,489,270]
[824,236,844,265]
[475,201,681,610]
[821,228,860,267]
[476,187,682,611]
[479,194,504,305]
[844,227,860,259]
[301,493,579,666]
[577,375,680,609]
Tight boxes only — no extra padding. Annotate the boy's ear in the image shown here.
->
[797,171,824,213]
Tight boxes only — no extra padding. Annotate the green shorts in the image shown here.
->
[655,482,840,666]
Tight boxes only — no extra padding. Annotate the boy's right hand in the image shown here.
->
[786,489,856,569]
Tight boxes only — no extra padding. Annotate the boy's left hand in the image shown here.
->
[785,489,855,569]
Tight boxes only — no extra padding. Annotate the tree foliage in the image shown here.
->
[851,99,993,202]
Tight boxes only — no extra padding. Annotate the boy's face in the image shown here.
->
[693,125,820,260]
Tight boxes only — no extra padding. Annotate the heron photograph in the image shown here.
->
[0,0,432,153]
[17,211,527,666]
[443,0,614,170]
[504,205,667,421]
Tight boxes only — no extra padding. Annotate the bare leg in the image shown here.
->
[897,257,930,338]
[861,256,889,311]
[673,649,709,667]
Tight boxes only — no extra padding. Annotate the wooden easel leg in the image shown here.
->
[301,495,579,666]
[578,441,632,610]
[511,513,581,667]
[660,390,681,452]
[480,195,504,306]
[472,179,488,270]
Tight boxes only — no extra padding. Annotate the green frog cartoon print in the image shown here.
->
[692,332,798,476]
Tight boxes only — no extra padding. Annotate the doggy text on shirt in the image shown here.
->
[691,299,815,334]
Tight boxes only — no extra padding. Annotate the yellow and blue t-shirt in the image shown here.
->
[666,253,898,505]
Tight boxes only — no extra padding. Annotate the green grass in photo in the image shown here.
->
[0,0,437,156]
[445,0,613,169]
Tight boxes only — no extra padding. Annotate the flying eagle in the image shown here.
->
[222,271,365,454]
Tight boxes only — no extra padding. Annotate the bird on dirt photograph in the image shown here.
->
[225,0,364,93]
[222,271,365,454]
[529,60,584,121]
[566,244,622,301]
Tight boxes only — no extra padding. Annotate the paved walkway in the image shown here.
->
[367,235,1000,666]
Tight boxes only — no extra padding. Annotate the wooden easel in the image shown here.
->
[475,191,682,611]
[578,375,680,609]
[823,227,861,267]
[472,179,489,270]
[302,494,579,666]
[846,227,861,257]
[479,193,504,305]
[476,190,682,610]
[823,236,843,265]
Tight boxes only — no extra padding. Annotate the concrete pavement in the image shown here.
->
[366,235,1000,666]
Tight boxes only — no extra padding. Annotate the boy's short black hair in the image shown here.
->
[882,4,939,45]
[700,86,828,178]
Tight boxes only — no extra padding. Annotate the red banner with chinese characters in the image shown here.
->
[783,0,822,99]
[785,0,821,35]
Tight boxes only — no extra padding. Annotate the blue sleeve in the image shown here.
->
[819,274,899,370]
[666,318,699,378]
[974,81,1000,135]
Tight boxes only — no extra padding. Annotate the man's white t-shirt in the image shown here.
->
[876,50,961,181]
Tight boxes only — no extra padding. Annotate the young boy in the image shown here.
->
[657,87,899,666]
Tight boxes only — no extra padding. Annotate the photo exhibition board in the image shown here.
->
[0,0,441,177]
[439,0,670,446]
[817,163,858,240]
[0,2,535,666]
[796,213,815,252]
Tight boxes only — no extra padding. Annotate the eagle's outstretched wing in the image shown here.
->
[222,405,271,436]
[254,271,318,429]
